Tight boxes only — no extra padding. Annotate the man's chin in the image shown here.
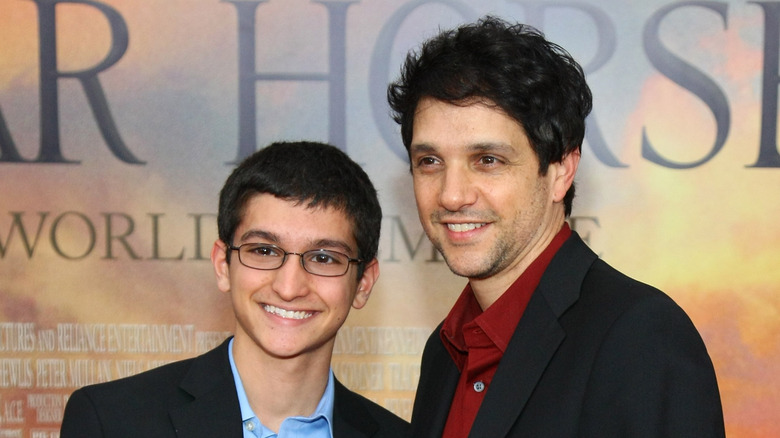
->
[442,254,497,280]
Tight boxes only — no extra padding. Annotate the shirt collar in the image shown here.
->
[440,224,572,369]
[228,338,335,437]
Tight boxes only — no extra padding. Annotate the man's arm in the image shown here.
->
[581,292,725,437]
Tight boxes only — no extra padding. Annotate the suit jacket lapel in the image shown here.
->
[468,233,597,438]
[332,378,380,437]
[468,289,564,438]
[169,338,243,437]
[410,331,460,437]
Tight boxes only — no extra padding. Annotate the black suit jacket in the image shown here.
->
[61,338,409,437]
[411,232,725,437]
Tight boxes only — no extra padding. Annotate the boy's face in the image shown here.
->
[212,193,378,361]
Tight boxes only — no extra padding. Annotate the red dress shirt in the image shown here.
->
[439,224,572,438]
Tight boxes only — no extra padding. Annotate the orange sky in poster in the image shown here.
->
[605,16,780,436]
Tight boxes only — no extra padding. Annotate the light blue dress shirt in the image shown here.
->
[228,338,335,438]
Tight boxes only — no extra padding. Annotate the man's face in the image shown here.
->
[410,97,574,290]
[211,193,377,361]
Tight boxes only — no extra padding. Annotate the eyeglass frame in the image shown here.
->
[227,242,363,277]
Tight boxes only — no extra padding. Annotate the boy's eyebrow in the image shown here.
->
[238,230,356,255]
[237,229,277,244]
[312,239,356,256]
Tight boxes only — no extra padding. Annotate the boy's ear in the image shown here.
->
[352,258,379,309]
[211,240,231,293]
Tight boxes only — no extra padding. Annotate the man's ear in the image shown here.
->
[211,240,232,293]
[352,258,379,309]
[551,150,580,203]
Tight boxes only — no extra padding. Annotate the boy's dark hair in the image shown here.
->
[218,141,382,274]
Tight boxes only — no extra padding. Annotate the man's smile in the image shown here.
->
[446,223,487,232]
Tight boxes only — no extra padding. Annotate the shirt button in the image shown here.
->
[245,421,255,431]
[473,381,485,392]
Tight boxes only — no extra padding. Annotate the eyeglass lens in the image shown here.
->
[236,243,354,277]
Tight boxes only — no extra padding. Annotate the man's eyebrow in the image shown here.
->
[410,142,515,155]
[409,143,437,155]
[466,142,515,154]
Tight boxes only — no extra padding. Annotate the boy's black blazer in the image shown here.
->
[61,338,409,437]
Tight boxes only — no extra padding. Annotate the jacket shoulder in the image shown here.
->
[61,338,234,438]
[73,355,197,403]
[61,357,197,437]
[334,378,410,437]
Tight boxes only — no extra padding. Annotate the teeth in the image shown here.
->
[447,223,485,232]
[264,305,313,320]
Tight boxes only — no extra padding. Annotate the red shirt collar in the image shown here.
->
[440,223,572,370]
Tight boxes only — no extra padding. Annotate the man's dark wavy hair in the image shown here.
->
[217,141,382,276]
[387,16,592,216]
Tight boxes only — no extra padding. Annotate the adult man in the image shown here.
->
[60,141,409,437]
[388,16,724,437]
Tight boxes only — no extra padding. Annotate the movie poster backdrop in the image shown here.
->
[1,1,778,436]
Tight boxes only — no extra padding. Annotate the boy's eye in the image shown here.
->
[247,244,280,257]
[309,252,336,264]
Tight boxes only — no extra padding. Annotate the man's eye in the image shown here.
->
[417,156,439,166]
[479,156,499,165]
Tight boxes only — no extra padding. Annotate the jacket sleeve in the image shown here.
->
[579,292,725,437]
[60,388,105,438]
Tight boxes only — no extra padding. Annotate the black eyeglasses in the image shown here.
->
[228,243,362,277]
